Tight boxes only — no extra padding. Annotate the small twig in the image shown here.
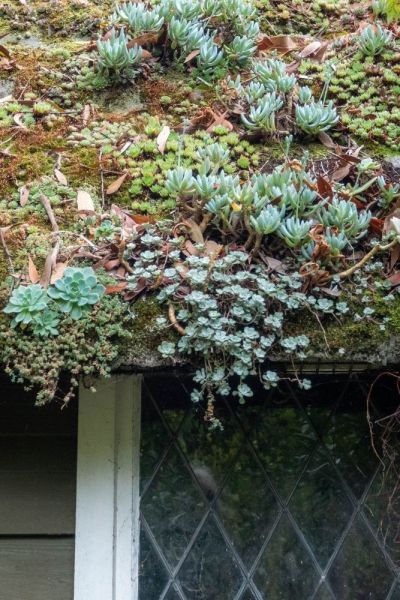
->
[40,241,60,288]
[332,238,398,280]
[50,230,97,249]
[118,240,134,274]
[40,194,59,232]
[99,148,106,208]
[168,304,186,336]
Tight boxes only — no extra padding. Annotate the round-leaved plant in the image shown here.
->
[48,267,105,320]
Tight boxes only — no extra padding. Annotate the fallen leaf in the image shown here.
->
[183,219,204,244]
[156,125,170,154]
[132,214,153,224]
[50,262,67,283]
[77,190,95,213]
[389,271,400,287]
[319,132,337,149]
[204,240,223,258]
[299,40,322,58]
[0,94,13,104]
[184,49,200,63]
[105,282,128,295]
[390,243,400,272]
[13,113,27,129]
[19,186,29,207]
[127,31,161,48]
[0,44,11,59]
[317,175,333,200]
[28,255,40,284]
[184,240,199,256]
[106,172,128,195]
[40,242,59,288]
[82,104,91,126]
[104,259,121,271]
[258,34,298,53]
[54,168,67,186]
[331,163,352,182]
[369,217,384,235]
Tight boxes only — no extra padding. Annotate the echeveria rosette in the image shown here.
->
[48,267,105,320]
[3,284,48,327]
[32,310,60,337]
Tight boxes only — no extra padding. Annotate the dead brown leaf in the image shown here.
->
[184,49,200,63]
[156,125,171,154]
[258,34,298,53]
[77,190,95,213]
[19,186,29,207]
[28,255,40,284]
[50,262,67,284]
[54,168,68,186]
[106,172,128,195]
[105,282,128,295]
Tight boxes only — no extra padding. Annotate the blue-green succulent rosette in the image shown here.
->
[3,284,49,327]
[47,267,105,320]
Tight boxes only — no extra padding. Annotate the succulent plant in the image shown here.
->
[32,311,60,337]
[112,2,164,34]
[295,101,339,135]
[358,24,393,56]
[97,28,143,78]
[3,284,48,327]
[165,167,195,196]
[277,217,313,248]
[225,35,257,66]
[48,267,105,320]
[319,198,371,240]
[241,92,284,132]
[297,86,314,104]
[197,39,225,73]
[250,205,282,235]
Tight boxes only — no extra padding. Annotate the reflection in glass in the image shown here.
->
[139,375,398,600]
[139,525,169,600]
[178,515,243,599]
[141,445,206,567]
[254,514,319,598]
[290,446,353,567]
[328,515,393,599]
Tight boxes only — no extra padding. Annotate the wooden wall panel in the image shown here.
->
[0,538,74,600]
[0,437,76,534]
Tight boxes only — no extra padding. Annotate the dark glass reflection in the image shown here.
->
[139,375,398,600]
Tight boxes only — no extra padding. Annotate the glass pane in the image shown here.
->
[390,584,400,600]
[178,515,243,599]
[141,445,206,568]
[364,467,400,565]
[219,446,279,567]
[139,526,169,600]
[253,514,319,599]
[248,401,318,501]
[164,587,182,600]
[239,589,257,600]
[289,445,353,567]
[323,391,378,499]
[313,583,334,599]
[328,515,393,599]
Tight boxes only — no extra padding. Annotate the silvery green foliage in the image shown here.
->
[3,284,48,327]
[126,231,350,409]
[295,101,339,135]
[230,58,338,137]
[47,268,105,320]
[97,28,143,78]
[110,0,259,75]
[165,144,373,256]
[112,2,164,34]
[319,198,371,240]
[32,311,60,338]
[358,24,393,56]
[377,176,400,209]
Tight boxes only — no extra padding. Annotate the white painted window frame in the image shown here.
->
[74,375,142,600]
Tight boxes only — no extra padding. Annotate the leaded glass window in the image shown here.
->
[139,374,400,599]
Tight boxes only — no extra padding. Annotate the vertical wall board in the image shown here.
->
[74,376,142,600]
[74,380,116,600]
